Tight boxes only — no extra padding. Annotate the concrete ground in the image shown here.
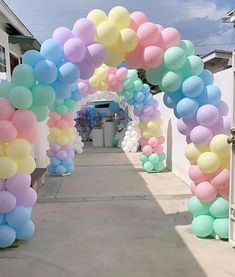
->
[0,146,235,277]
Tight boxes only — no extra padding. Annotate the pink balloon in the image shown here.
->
[116,68,128,81]
[210,168,230,189]
[148,137,158,147]
[6,174,31,196]
[143,46,164,69]
[49,111,61,121]
[113,83,122,93]
[157,136,165,144]
[188,165,209,183]
[137,22,161,47]
[108,74,117,86]
[86,43,107,67]
[17,124,38,144]
[129,11,148,31]
[72,18,96,45]
[17,188,37,207]
[56,119,68,129]
[0,120,17,143]
[218,187,229,199]
[77,60,95,80]
[139,138,148,147]
[142,145,153,155]
[125,45,144,68]
[153,144,163,153]
[190,182,197,194]
[195,181,217,202]
[0,191,16,213]
[63,38,86,63]
[0,98,15,120]
[77,80,89,95]
[155,24,164,32]
[53,27,74,45]
[12,110,37,131]
[161,27,181,49]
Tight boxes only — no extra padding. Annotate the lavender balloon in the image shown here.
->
[86,43,107,67]
[6,174,31,196]
[77,60,95,80]
[52,27,74,46]
[72,18,96,45]
[0,191,16,213]
[196,104,219,127]
[190,125,213,145]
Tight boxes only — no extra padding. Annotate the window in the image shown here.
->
[10,53,19,76]
[0,45,7,83]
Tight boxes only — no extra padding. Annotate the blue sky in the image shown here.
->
[4,0,235,55]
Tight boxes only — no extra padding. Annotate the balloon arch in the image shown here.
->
[0,6,230,247]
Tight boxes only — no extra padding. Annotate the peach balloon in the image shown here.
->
[153,144,163,153]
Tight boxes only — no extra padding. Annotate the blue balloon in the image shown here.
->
[51,157,61,167]
[143,84,150,93]
[55,165,66,175]
[35,60,58,84]
[66,165,75,173]
[0,214,5,225]
[134,91,145,103]
[0,225,16,248]
[51,80,71,99]
[134,102,144,115]
[144,93,153,104]
[48,165,56,174]
[199,70,214,86]
[197,85,221,105]
[40,39,64,65]
[15,220,35,240]
[58,62,80,84]
[176,97,199,119]
[71,90,82,102]
[109,102,120,113]
[61,159,73,168]
[182,76,204,97]
[22,50,44,68]
[6,206,30,228]
[127,98,135,105]
[163,91,183,109]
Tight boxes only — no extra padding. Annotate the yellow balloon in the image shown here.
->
[50,128,62,137]
[142,131,150,139]
[6,139,31,160]
[0,157,17,179]
[210,134,230,156]
[105,47,124,67]
[185,143,201,164]
[63,128,73,137]
[47,134,54,143]
[118,28,138,52]
[108,6,130,30]
[220,155,230,168]
[57,135,68,145]
[0,143,5,156]
[17,156,36,174]
[197,152,220,174]
[87,9,107,26]
[97,21,119,46]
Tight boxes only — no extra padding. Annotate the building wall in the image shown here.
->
[155,67,234,185]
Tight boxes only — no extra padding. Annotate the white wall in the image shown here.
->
[155,67,234,185]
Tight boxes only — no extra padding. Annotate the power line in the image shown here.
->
[196,42,235,47]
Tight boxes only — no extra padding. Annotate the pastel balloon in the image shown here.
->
[195,181,217,202]
[12,64,36,89]
[35,60,58,84]
[0,191,16,213]
[30,105,49,122]
[199,69,214,85]
[86,43,107,67]
[185,143,202,164]
[129,11,148,31]
[119,28,138,52]
[9,86,33,109]
[213,218,228,239]
[188,196,211,216]
[216,100,229,116]
[0,225,16,248]
[137,22,160,47]
[0,98,15,120]
[0,120,17,143]
[210,134,229,155]
[6,139,31,160]
[63,38,86,63]
[143,161,154,172]
[32,84,55,106]
[177,117,197,136]
[161,27,180,49]
[40,39,63,65]
[97,21,119,46]
[77,60,94,80]
[190,125,212,145]
[17,124,38,144]
[142,145,153,155]
[198,85,221,105]
[15,220,35,240]
[161,71,182,92]
[176,98,198,119]
[192,215,214,238]
[188,165,208,183]
[149,153,159,164]
[72,18,95,45]
[17,188,37,207]
[196,104,219,127]
[164,47,186,70]
[179,40,195,56]
[17,156,36,175]
[184,55,204,76]
[87,9,107,26]
[125,45,144,68]
[143,46,163,69]
[6,206,30,228]
[6,174,31,196]
[52,27,74,45]
[210,168,229,189]
[209,197,229,218]
[182,76,204,97]
[58,62,80,84]
[21,50,44,68]
[108,6,130,30]
[197,152,220,174]
[148,137,158,147]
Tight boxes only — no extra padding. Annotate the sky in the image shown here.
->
[4,0,235,55]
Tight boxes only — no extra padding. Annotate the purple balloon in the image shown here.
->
[177,117,197,136]
[216,100,229,116]
[85,43,107,67]
[50,143,61,152]
[143,105,154,116]
[72,18,96,45]
[0,191,16,213]
[210,115,231,135]
[62,144,73,152]
[67,150,75,159]
[52,27,74,46]
[17,188,37,207]
[6,174,31,197]
[77,59,95,80]
[190,125,213,145]
[63,38,86,63]
[186,135,192,144]
[47,150,55,158]
[0,180,5,191]
[196,104,219,127]
[56,150,68,160]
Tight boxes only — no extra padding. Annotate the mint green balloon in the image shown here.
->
[164,47,186,70]
[146,64,167,85]
[123,78,133,90]
[158,153,166,161]
[185,56,204,76]
[209,197,229,218]
[188,196,211,216]
[65,99,76,111]
[179,40,195,56]
[49,103,56,111]
[149,153,159,164]
[160,71,182,92]
[140,154,149,163]
[133,79,143,91]
[213,218,228,239]
[9,86,33,109]
[12,64,36,89]
[143,161,154,172]
[32,84,55,106]
[0,82,14,99]
[123,89,134,100]
[192,215,214,238]
[56,104,68,115]
[154,161,165,172]
[54,99,64,105]
[30,105,49,122]
[127,69,138,80]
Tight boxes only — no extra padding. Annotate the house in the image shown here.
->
[0,0,40,82]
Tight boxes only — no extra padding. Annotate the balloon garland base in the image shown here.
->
[49,172,72,177]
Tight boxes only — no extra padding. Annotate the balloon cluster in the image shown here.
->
[87,6,137,66]
[122,122,140,153]
[74,128,84,154]
[146,39,230,238]
[140,152,166,172]
[107,67,128,92]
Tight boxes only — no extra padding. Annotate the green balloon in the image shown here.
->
[12,64,36,89]
[164,47,186,70]
[146,64,167,85]
[65,99,77,111]
[123,89,134,100]
[213,218,228,239]
[140,154,149,163]
[32,84,55,106]
[127,69,138,80]
[30,105,49,122]
[158,153,166,161]
[209,197,229,218]
[149,153,159,164]
[192,215,214,238]
[179,40,195,56]
[0,82,14,99]
[123,78,133,90]
[49,103,56,111]
[143,161,154,172]
[9,86,33,109]
[112,137,118,147]
[154,161,165,172]
[188,196,211,216]
[185,56,204,76]
[160,71,182,92]
[57,104,68,115]
[54,99,64,105]
[133,79,143,91]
